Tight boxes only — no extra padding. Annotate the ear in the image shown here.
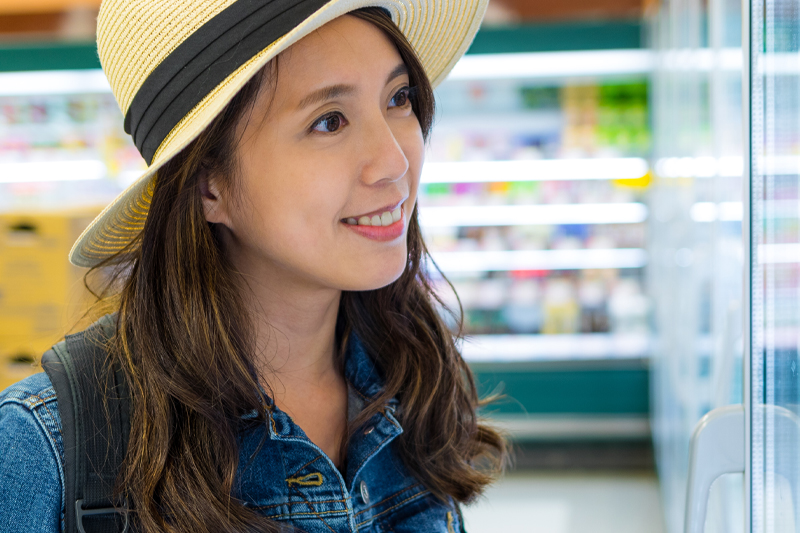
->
[198,170,232,227]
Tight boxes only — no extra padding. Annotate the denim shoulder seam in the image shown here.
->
[0,387,65,474]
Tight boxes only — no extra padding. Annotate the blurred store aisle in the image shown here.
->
[461,471,665,533]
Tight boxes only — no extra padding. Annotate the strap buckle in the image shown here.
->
[76,499,130,533]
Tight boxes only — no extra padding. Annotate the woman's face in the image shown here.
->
[204,14,424,292]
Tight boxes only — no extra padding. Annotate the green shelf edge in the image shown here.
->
[0,42,100,72]
[467,21,643,54]
[472,366,650,415]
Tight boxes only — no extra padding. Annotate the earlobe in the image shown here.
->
[199,172,230,226]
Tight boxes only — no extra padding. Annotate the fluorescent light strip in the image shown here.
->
[690,202,744,222]
[754,155,800,175]
[0,70,111,96]
[429,248,647,273]
[655,156,744,178]
[758,243,800,264]
[448,49,654,80]
[758,52,800,75]
[0,48,754,96]
[421,158,648,184]
[419,202,648,227]
[458,333,650,362]
[658,48,743,72]
[657,155,800,178]
[0,160,107,183]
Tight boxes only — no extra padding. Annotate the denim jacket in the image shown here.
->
[0,320,466,533]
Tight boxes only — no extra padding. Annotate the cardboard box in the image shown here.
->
[0,209,102,390]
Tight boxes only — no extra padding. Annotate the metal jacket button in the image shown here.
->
[359,480,370,505]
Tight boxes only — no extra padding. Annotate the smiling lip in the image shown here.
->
[342,206,405,242]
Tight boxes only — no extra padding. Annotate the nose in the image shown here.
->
[358,111,409,185]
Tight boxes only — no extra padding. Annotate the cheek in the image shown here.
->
[245,165,347,250]
[398,119,425,186]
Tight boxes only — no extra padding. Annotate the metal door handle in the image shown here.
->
[684,404,745,533]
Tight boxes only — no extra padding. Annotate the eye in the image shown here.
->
[311,112,346,134]
[390,86,417,109]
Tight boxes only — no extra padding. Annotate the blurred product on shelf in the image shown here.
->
[0,209,100,390]
[608,278,649,334]
[432,271,646,338]
[579,273,609,333]
[420,179,640,206]
[542,276,580,334]
[503,277,543,333]
[429,80,650,162]
[422,222,646,253]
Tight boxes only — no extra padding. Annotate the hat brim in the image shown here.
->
[69,0,488,268]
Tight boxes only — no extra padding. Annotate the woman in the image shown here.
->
[0,1,508,532]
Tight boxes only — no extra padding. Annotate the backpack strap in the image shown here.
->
[42,315,131,533]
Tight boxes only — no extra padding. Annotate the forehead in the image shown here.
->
[276,14,403,91]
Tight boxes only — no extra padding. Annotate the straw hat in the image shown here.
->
[69,0,489,268]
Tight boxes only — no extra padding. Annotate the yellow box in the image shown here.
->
[0,209,103,370]
[0,213,78,310]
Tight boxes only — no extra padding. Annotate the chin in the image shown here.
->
[340,257,408,292]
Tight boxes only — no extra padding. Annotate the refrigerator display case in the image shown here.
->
[643,0,800,529]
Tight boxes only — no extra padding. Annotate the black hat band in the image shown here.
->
[124,0,333,165]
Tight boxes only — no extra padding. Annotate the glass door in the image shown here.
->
[748,0,800,528]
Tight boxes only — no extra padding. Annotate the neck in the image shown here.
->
[230,254,344,403]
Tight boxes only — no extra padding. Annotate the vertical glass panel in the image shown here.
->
[750,0,800,529]
[649,0,744,530]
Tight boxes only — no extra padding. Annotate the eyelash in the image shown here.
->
[309,85,418,134]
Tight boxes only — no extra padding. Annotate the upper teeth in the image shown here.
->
[346,207,402,227]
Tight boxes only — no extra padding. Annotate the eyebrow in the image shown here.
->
[296,63,409,111]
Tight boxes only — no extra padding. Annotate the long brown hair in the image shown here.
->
[85,7,509,533]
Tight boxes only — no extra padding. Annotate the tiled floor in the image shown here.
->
[460,470,666,533]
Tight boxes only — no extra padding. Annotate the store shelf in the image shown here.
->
[419,202,647,227]
[459,333,650,362]
[0,42,653,370]
[429,248,647,273]
[421,158,649,184]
